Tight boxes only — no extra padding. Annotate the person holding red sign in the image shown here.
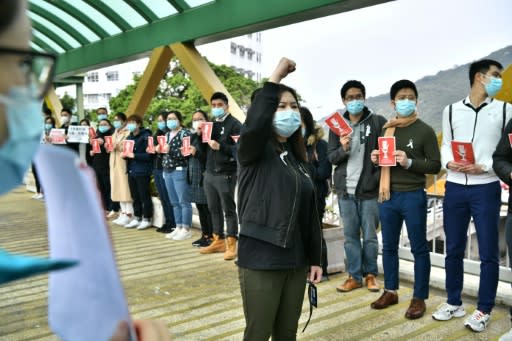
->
[435,59,512,332]
[370,80,440,319]
[161,110,193,241]
[327,80,386,293]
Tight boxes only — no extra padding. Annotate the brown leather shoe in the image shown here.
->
[370,290,398,309]
[336,277,362,292]
[199,234,226,254]
[405,298,426,319]
[365,274,380,292]
[223,236,237,261]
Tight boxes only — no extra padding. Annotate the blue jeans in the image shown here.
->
[153,168,175,228]
[443,181,500,313]
[163,168,192,227]
[338,195,379,283]
[379,189,430,299]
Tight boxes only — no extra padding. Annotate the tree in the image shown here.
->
[60,92,76,111]
[109,58,262,126]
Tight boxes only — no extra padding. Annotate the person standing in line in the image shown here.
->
[370,80,440,320]
[237,57,323,340]
[327,80,386,293]
[433,59,511,332]
[198,92,242,260]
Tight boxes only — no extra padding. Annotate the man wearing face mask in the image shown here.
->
[328,80,386,293]
[199,92,242,261]
[433,59,512,332]
[370,80,440,319]
[96,107,109,121]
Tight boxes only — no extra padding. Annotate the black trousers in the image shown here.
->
[196,203,213,237]
[203,172,238,238]
[95,169,114,211]
[128,175,153,219]
[32,163,42,193]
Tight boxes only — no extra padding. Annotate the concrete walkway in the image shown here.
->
[0,187,511,340]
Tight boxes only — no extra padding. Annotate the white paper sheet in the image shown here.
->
[35,145,135,341]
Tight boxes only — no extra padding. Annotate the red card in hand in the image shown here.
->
[89,127,96,139]
[157,135,166,149]
[508,133,512,148]
[231,135,240,143]
[104,136,113,152]
[182,136,191,156]
[451,141,475,165]
[122,140,134,157]
[91,139,101,154]
[147,136,155,154]
[325,112,353,136]
[202,122,213,143]
[378,136,396,166]
[49,129,66,144]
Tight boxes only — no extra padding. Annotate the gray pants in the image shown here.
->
[203,172,238,237]
[239,266,308,341]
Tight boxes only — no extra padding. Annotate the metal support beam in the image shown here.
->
[125,46,174,118]
[44,87,63,127]
[496,64,512,104]
[170,42,244,122]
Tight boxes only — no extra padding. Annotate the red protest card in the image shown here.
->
[91,139,101,154]
[202,122,213,143]
[378,136,396,166]
[89,127,96,139]
[147,136,155,154]
[451,141,475,165]
[122,140,134,157]
[157,135,167,149]
[231,135,240,143]
[325,111,353,136]
[508,133,512,148]
[49,129,67,144]
[181,136,191,156]
[104,136,113,152]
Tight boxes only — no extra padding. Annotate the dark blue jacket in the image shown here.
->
[126,128,153,176]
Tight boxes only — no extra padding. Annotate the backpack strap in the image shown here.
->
[503,101,507,132]
[448,104,453,140]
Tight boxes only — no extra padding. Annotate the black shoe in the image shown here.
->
[192,236,211,247]
[157,226,174,233]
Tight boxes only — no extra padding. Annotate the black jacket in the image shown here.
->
[237,81,322,267]
[126,128,154,176]
[91,127,115,172]
[305,125,331,200]
[201,114,241,175]
[153,129,168,170]
[327,108,386,199]
[492,118,512,212]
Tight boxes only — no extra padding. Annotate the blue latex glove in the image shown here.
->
[0,248,77,284]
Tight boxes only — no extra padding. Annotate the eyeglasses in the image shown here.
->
[0,47,57,99]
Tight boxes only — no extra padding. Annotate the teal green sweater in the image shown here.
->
[389,119,441,192]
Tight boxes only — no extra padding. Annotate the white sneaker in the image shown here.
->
[464,309,490,332]
[137,220,152,230]
[32,193,42,199]
[106,210,117,218]
[499,328,512,341]
[115,214,131,226]
[165,227,181,239]
[125,218,141,229]
[172,228,192,241]
[432,303,466,321]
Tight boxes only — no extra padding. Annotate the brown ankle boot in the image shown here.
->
[224,236,237,260]
[199,234,226,254]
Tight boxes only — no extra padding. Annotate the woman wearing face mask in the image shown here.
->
[161,111,193,241]
[188,109,213,247]
[121,115,153,230]
[77,118,93,165]
[151,111,176,234]
[90,119,118,218]
[369,80,440,319]
[236,58,323,340]
[300,106,332,281]
[32,116,56,200]
[109,112,134,227]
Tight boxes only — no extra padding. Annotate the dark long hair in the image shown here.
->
[0,0,19,34]
[299,107,315,140]
[271,84,307,163]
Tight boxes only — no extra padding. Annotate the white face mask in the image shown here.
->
[60,116,69,124]
[192,120,204,131]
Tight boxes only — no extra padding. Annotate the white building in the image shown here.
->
[56,33,263,112]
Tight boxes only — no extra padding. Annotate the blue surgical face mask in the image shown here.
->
[0,85,43,195]
[273,110,301,138]
[44,123,53,131]
[157,121,166,131]
[166,119,179,130]
[346,99,365,115]
[113,120,122,129]
[395,99,416,117]
[98,126,109,134]
[212,107,225,118]
[126,123,137,132]
[483,75,503,97]
[97,114,107,121]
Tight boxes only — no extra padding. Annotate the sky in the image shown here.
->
[258,0,512,119]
